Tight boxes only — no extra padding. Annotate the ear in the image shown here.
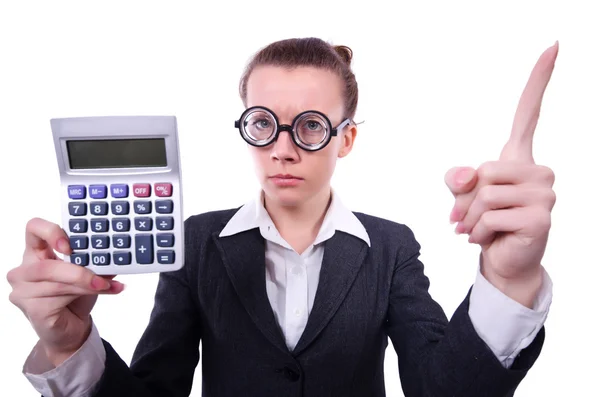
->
[338,124,357,158]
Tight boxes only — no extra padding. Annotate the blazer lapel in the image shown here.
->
[292,231,369,356]
[212,228,289,354]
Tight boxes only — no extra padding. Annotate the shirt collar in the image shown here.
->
[219,189,371,247]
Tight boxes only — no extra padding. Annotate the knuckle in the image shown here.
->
[477,185,495,206]
[537,165,555,186]
[477,161,495,181]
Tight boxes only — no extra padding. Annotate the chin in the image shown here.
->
[263,185,307,207]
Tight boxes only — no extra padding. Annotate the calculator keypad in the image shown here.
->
[67,182,176,267]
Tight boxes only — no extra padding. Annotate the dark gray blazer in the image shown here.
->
[89,209,544,396]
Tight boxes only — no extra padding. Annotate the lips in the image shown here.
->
[270,174,303,180]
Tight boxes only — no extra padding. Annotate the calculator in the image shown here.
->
[51,115,184,275]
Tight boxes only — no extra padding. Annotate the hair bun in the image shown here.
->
[333,45,353,65]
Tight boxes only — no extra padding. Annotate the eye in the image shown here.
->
[305,120,322,131]
[253,118,272,129]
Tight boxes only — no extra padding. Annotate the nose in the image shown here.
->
[270,130,300,163]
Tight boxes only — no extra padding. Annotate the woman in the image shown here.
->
[8,37,557,396]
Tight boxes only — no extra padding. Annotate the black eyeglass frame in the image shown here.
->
[234,105,352,152]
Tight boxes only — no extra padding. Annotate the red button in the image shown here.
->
[133,183,151,197]
[154,183,172,197]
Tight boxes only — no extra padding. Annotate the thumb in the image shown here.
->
[444,167,478,196]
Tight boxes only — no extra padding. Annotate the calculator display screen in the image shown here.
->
[66,138,168,169]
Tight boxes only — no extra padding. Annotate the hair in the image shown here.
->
[238,37,359,120]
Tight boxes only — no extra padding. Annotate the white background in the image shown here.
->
[1,0,598,395]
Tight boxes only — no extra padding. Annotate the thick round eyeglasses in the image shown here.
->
[234,106,352,151]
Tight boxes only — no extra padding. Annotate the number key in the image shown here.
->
[91,235,109,249]
[91,253,110,266]
[91,219,109,232]
[70,253,89,266]
[69,219,88,233]
[68,202,87,216]
[112,218,131,232]
[90,201,108,215]
[113,234,131,248]
[111,201,130,215]
[69,236,88,250]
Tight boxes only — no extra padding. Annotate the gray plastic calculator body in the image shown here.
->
[51,116,184,275]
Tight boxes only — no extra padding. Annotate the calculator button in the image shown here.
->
[68,185,86,199]
[69,236,88,250]
[110,184,129,198]
[156,216,174,231]
[91,253,110,266]
[112,218,131,232]
[135,217,153,231]
[133,183,151,197]
[90,202,109,215]
[68,202,87,216]
[89,185,107,199]
[154,183,172,197]
[134,200,152,214]
[91,235,110,249]
[113,235,131,249]
[135,234,154,264]
[155,200,173,214]
[70,253,89,266]
[156,233,174,247]
[91,219,109,232]
[157,250,175,264]
[114,251,132,265]
[111,201,130,215]
[69,219,88,233]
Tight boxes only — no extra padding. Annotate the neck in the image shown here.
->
[264,186,332,249]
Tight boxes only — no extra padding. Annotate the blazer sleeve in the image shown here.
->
[386,231,545,397]
[90,220,203,397]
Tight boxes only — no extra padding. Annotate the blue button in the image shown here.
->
[68,202,87,216]
[156,216,174,231]
[135,234,153,264]
[156,233,174,247]
[114,251,131,265]
[69,236,88,250]
[155,200,173,214]
[110,184,128,198]
[135,217,153,231]
[69,219,88,233]
[91,235,110,249]
[68,185,86,199]
[70,253,89,266]
[157,250,175,264]
[91,219,109,232]
[91,253,110,266]
[113,234,131,249]
[112,218,130,232]
[89,185,107,199]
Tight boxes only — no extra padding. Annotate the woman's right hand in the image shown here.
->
[7,217,125,367]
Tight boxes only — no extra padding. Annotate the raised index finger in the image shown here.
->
[500,41,559,163]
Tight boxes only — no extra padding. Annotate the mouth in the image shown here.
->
[268,174,304,187]
[269,174,303,180]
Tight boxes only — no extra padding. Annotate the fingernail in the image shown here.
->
[110,280,125,293]
[58,238,71,253]
[455,168,475,185]
[450,207,461,223]
[455,222,465,234]
[92,276,110,290]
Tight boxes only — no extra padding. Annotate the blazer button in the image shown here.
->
[282,366,300,382]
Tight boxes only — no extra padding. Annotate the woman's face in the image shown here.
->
[245,65,356,207]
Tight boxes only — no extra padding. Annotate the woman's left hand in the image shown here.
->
[445,42,559,308]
